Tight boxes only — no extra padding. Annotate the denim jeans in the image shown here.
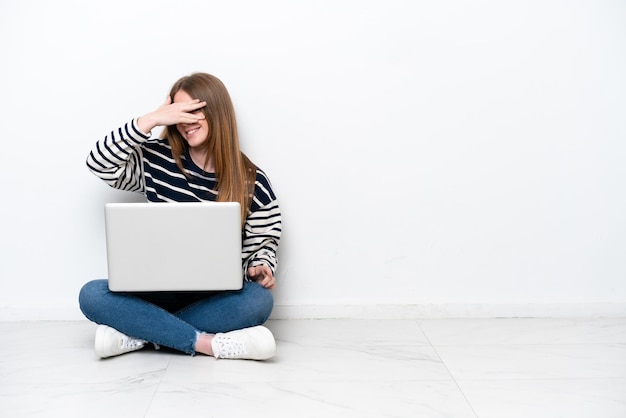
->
[78,279,274,355]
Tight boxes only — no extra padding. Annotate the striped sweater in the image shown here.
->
[86,119,281,277]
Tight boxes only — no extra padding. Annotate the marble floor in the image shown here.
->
[1,318,625,417]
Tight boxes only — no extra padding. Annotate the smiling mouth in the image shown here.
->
[186,127,200,136]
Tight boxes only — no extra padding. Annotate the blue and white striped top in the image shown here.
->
[86,118,281,276]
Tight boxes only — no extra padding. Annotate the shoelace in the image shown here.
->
[214,336,246,358]
[120,335,145,350]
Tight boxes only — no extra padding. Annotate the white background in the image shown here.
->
[1,0,625,319]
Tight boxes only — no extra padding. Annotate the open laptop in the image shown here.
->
[104,202,243,292]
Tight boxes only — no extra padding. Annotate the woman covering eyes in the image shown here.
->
[79,72,281,360]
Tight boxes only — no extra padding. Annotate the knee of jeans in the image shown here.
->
[249,282,274,323]
[78,279,108,319]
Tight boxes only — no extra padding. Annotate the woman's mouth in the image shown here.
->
[186,127,200,136]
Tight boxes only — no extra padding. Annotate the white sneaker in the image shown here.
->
[94,325,146,358]
[211,326,276,360]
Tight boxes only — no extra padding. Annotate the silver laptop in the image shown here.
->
[104,202,243,292]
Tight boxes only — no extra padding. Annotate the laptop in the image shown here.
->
[104,202,243,292]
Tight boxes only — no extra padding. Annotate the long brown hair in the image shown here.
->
[162,73,256,227]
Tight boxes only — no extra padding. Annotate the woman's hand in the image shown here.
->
[137,96,206,133]
[247,264,276,289]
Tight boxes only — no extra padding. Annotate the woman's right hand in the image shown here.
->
[137,96,206,133]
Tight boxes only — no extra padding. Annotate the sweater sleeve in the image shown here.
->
[85,119,151,192]
[242,173,282,278]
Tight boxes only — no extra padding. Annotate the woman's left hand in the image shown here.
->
[247,265,276,289]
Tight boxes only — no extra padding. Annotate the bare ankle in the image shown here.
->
[194,333,215,356]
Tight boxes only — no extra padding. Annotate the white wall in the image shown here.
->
[1,0,625,320]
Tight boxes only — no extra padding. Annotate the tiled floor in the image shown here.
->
[1,318,625,417]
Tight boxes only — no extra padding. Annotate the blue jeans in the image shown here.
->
[78,279,273,355]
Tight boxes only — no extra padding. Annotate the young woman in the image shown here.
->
[79,73,281,360]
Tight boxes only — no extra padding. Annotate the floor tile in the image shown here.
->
[435,343,626,380]
[418,318,626,345]
[269,318,430,346]
[457,377,626,418]
[146,380,477,418]
[0,382,158,418]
